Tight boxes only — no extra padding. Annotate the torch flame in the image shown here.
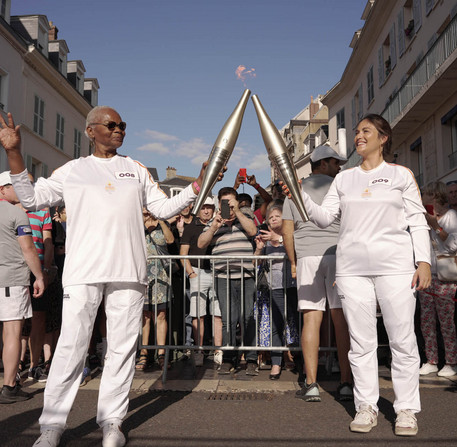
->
[235,65,256,86]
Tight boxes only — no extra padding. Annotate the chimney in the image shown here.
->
[48,21,58,41]
[166,166,177,179]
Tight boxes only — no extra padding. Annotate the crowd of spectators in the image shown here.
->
[1,112,457,444]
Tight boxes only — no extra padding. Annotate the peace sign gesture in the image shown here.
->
[0,112,21,152]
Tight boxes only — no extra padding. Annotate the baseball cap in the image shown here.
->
[203,196,215,206]
[0,170,12,186]
[310,146,347,164]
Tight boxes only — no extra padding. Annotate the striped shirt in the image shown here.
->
[204,216,254,279]
[27,209,52,265]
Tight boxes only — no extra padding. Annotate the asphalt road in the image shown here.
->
[1,358,457,447]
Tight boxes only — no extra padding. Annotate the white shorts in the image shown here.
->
[189,268,221,318]
[296,255,340,311]
[0,286,33,321]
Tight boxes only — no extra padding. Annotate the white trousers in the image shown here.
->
[39,282,145,430]
[336,275,420,414]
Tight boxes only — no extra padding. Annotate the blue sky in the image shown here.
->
[12,0,366,190]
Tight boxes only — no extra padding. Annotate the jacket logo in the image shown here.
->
[369,177,392,186]
[115,172,137,180]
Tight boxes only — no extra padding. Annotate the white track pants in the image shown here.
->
[39,282,145,430]
[336,275,420,414]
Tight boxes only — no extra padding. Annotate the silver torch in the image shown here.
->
[251,94,309,222]
[192,89,251,215]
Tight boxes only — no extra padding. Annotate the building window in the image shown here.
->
[41,163,48,179]
[367,66,374,104]
[336,108,345,130]
[398,9,406,57]
[0,70,8,111]
[0,0,6,20]
[24,153,38,179]
[410,137,423,187]
[33,95,45,136]
[169,188,184,197]
[74,129,81,158]
[56,113,65,150]
[448,113,457,169]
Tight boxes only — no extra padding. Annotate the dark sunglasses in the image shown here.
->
[446,180,457,186]
[90,121,127,131]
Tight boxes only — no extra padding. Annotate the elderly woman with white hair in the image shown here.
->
[0,108,218,447]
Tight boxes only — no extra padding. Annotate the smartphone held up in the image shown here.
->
[220,199,231,219]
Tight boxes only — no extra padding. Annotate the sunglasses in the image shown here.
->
[446,180,457,186]
[89,121,127,131]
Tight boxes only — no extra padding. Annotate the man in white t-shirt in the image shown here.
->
[0,108,216,447]
[283,146,352,403]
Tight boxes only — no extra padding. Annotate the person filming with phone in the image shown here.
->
[197,187,258,375]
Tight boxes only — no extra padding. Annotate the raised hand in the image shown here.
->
[0,112,21,151]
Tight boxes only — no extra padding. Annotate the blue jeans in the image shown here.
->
[215,277,257,365]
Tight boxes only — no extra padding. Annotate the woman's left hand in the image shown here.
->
[412,262,431,290]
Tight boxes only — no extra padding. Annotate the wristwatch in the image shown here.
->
[278,236,283,244]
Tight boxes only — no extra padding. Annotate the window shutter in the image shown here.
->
[390,24,397,68]
[378,46,384,87]
[413,0,422,33]
[398,11,405,57]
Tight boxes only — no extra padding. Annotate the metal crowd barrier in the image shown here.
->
[139,254,339,383]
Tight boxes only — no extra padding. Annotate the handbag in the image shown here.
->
[436,254,457,282]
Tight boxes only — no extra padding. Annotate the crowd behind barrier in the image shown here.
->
[139,254,342,383]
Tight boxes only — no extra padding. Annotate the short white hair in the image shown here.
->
[85,106,113,139]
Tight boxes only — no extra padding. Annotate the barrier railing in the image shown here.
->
[139,254,338,383]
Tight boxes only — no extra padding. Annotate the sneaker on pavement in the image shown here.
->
[395,409,418,436]
[33,429,62,447]
[102,423,126,447]
[194,351,204,366]
[419,362,438,376]
[336,382,353,401]
[0,384,32,404]
[213,350,223,366]
[217,362,234,375]
[437,364,457,377]
[80,367,92,387]
[295,382,321,402]
[28,366,48,382]
[245,362,259,376]
[350,404,378,433]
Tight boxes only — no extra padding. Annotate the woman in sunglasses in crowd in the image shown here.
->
[0,107,216,447]
[295,114,431,437]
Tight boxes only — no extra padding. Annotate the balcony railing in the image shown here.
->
[382,13,457,124]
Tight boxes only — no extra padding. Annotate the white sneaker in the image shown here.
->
[437,364,457,377]
[102,423,126,447]
[213,350,223,366]
[194,351,204,366]
[350,404,378,433]
[33,429,62,447]
[395,409,418,436]
[419,362,438,376]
